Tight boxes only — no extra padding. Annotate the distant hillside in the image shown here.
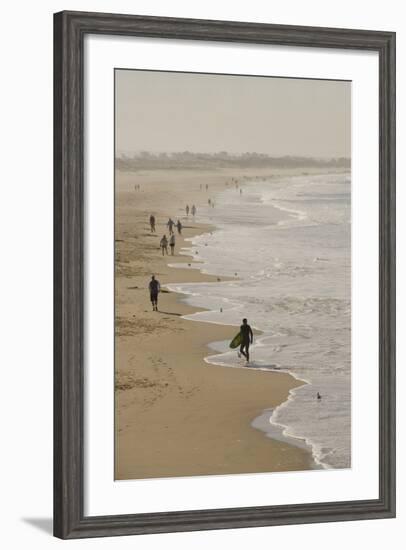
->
[116,152,351,172]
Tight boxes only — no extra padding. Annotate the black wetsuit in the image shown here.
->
[240,323,253,361]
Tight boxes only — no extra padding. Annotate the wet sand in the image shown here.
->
[115,168,314,479]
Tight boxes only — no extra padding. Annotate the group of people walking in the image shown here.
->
[149,214,185,256]
[185,204,196,217]
[149,215,183,236]
[159,234,176,256]
[166,218,183,235]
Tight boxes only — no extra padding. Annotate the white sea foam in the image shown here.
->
[166,172,351,469]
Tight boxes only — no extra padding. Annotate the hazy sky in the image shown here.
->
[115,69,350,158]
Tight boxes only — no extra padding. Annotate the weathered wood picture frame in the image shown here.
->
[54,10,395,539]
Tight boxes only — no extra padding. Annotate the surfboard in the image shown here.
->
[229,332,242,349]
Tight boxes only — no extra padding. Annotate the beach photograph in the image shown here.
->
[114,69,351,480]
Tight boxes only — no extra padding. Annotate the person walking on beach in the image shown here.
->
[191,204,196,217]
[160,235,168,255]
[149,275,160,311]
[169,234,176,255]
[176,220,182,235]
[149,214,156,232]
[238,318,254,362]
[167,218,175,235]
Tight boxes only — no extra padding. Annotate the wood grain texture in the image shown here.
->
[53,10,396,539]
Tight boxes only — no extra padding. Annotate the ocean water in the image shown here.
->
[166,172,351,469]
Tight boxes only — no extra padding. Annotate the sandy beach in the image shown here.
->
[115,168,316,480]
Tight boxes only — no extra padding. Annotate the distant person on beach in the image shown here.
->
[169,234,176,255]
[148,275,160,311]
[149,214,156,232]
[176,220,182,234]
[208,198,211,206]
[238,318,254,362]
[191,204,196,216]
[206,184,209,191]
[186,205,190,216]
[160,235,168,255]
[167,218,175,235]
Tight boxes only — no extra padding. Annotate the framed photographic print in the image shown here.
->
[54,10,396,539]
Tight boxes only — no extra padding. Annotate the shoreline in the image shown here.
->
[181,312,320,469]
[115,167,316,479]
[163,230,320,467]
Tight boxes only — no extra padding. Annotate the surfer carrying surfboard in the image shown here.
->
[239,318,253,362]
[229,318,253,362]
[236,318,253,362]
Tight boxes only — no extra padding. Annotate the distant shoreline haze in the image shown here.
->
[115,151,351,171]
